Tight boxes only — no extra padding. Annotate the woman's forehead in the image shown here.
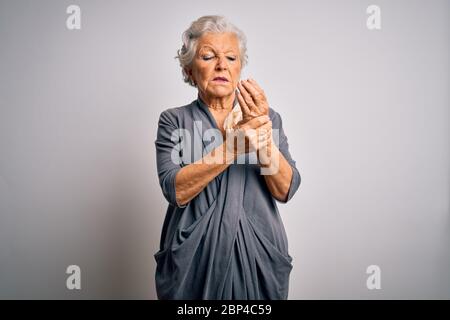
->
[197,33,239,52]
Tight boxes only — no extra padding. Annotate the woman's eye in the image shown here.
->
[201,55,236,62]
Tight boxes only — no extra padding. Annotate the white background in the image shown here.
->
[0,0,449,299]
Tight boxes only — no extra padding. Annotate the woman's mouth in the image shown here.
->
[213,77,228,82]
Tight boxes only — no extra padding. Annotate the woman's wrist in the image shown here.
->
[257,139,273,167]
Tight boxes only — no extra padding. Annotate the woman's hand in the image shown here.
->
[225,115,272,156]
[237,78,270,122]
[236,78,274,163]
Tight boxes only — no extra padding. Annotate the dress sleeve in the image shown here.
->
[270,110,301,203]
[155,109,186,208]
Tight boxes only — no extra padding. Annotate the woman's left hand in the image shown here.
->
[237,78,270,123]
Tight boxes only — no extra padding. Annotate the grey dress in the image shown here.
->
[154,95,301,300]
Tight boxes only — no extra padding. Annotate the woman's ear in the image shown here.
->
[184,68,194,82]
[185,68,196,86]
[184,67,193,77]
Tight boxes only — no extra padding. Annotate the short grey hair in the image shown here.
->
[176,15,248,87]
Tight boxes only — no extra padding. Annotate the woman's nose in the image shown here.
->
[215,56,228,70]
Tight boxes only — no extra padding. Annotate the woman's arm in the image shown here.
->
[175,115,271,206]
[259,142,293,202]
[237,79,299,202]
[175,142,235,206]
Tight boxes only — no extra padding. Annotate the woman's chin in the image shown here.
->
[206,88,233,98]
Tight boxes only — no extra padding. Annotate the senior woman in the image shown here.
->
[154,15,301,300]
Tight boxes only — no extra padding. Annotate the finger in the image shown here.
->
[258,131,273,148]
[236,89,251,116]
[251,128,270,147]
[248,78,265,94]
[258,132,271,145]
[238,81,256,108]
[244,79,269,115]
[241,115,270,130]
[257,124,269,135]
[256,120,272,132]
[258,131,271,144]
[240,115,269,129]
[258,138,270,150]
[241,79,264,103]
[238,81,258,112]
[261,129,272,141]
[257,129,269,139]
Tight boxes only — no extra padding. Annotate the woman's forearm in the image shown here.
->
[175,143,236,206]
[261,145,293,202]
[175,123,294,205]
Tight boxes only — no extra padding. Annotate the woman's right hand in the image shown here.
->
[225,115,272,156]
[237,79,270,123]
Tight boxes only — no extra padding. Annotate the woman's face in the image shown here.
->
[188,32,242,99]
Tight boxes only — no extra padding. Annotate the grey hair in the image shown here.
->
[175,15,248,87]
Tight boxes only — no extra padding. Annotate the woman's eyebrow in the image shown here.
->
[199,46,237,54]
[199,44,215,50]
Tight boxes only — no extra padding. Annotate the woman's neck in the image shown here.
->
[199,91,235,112]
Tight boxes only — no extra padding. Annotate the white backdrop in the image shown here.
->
[0,0,449,299]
